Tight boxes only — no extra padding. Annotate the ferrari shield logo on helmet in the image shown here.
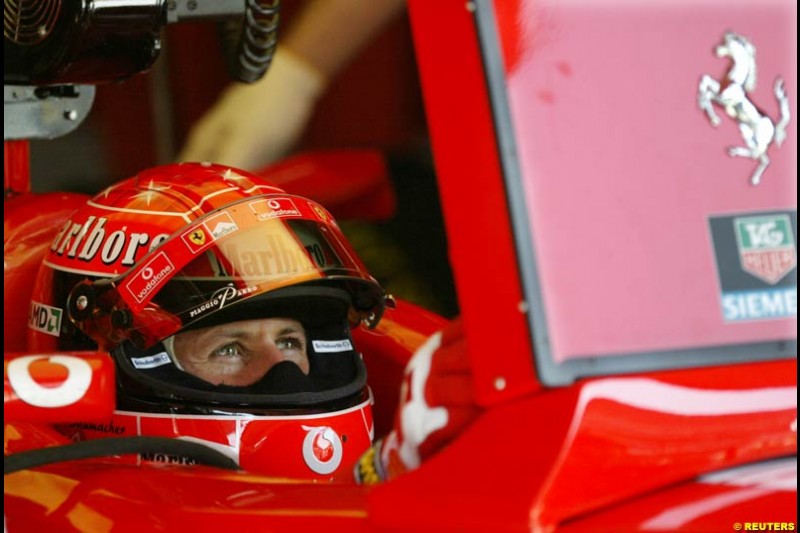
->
[697,32,791,185]
[735,214,796,285]
[180,212,238,255]
[188,229,206,246]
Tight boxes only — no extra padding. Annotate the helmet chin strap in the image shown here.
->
[161,336,184,371]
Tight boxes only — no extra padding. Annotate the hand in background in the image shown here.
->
[178,49,324,170]
[177,0,405,171]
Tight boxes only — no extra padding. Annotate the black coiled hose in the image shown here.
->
[224,0,280,83]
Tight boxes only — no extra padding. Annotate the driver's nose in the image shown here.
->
[241,340,292,384]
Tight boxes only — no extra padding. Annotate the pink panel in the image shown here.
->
[495,0,797,362]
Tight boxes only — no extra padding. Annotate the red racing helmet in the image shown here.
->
[27,163,389,480]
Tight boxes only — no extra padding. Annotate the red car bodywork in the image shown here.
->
[4,0,797,531]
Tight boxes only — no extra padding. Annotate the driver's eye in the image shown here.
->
[276,337,304,352]
[213,343,243,358]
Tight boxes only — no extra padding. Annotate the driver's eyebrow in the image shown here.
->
[211,325,305,341]
[276,326,304,337]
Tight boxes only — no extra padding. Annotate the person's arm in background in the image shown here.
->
[178,0,406,170]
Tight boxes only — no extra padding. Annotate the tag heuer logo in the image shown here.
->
[734,215,796,284]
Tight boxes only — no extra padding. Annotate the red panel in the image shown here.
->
[4,141,30,194]
[367,359,796,530]
[407,0,539,405]
[4,421,73,455]
[4,459,373,531]
[533,360,797,528]
[560,461,797,531]
[4,192,90,352]
[4,361,794,530]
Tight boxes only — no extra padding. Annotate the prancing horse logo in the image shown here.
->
[697,31,791,185]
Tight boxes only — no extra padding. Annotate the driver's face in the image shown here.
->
[171,318,308,386]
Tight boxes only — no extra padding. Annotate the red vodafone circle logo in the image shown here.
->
[302,426,343,475]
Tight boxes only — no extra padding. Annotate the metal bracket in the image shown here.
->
[166,0,245,23]
[4,85,95,141]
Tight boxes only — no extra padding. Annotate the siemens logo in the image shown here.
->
[722,288,797,321]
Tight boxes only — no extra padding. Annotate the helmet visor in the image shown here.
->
[69,196,385,349]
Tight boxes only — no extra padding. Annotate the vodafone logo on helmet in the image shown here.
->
[249,197,301,220]
[302,426,343,475]
[123,251,175,304]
